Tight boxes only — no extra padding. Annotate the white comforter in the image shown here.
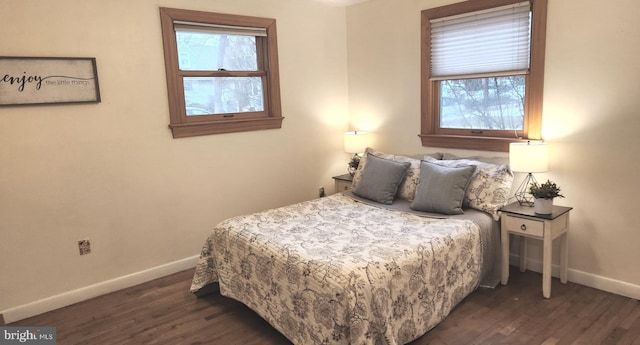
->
[191,193,489,345]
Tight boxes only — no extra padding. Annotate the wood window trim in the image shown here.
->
[159,7,283,138]
[420,0,547,152]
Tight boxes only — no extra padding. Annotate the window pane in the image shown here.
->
[439,76,525,130]
[176,31,258,71]
[183,77,264,115]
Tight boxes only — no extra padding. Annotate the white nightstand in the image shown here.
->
[500,202,573,298]
[332,174,353,194]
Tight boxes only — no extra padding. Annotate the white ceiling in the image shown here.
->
[311,0,370,6]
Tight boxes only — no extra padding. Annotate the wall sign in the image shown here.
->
[0,56,100,106]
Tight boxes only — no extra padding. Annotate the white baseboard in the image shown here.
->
[6,254,639,324]
[2,255,199,324]
[509,254,640,300]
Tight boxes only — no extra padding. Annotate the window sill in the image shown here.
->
[419,134,529,152]
[169,116,284,138]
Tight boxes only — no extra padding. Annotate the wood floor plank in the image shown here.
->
[580,297,638,344]
[618,310,640,345]
[9,266,640,345]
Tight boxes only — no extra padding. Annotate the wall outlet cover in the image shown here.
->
[78,239,91,255]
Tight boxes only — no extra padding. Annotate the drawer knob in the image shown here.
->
[520,224,527,231]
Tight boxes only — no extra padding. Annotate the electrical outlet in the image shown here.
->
[319,187,325,198]
[78,239,91,255]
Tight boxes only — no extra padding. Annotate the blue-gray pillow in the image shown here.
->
[352,153,411,204]
[410,161,476,214]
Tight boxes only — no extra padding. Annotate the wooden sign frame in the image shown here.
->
[0,56,101,106]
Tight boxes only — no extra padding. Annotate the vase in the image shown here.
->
[534,198,553,214]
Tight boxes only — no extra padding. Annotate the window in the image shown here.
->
[159,8,283,138]
[420,0,547,151]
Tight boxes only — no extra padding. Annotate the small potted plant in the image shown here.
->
[347,155,361,176]
[529,179,565,214]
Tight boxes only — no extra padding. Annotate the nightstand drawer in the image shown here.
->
[335,180,352,193]
[505,216,543,237]
[333,174,354,194]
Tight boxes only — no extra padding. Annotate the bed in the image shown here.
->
[191,148,513,345]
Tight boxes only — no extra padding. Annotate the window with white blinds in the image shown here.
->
[420,0,548,152]
[430,1,531,80]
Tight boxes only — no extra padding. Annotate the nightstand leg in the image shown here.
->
[542,231,552,298]
[501,226,510,285]
[560,232,568,284]
[519,237,527,272]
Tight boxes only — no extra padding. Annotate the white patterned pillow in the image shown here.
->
[391,155,422,201]
[352,148,422,201]
[424,156,514,220]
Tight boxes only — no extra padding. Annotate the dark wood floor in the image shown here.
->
[11,267,640,345]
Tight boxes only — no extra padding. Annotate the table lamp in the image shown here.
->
[344,131,368,175]
[509,141,548,206]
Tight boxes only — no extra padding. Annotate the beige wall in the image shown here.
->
[0,0,349,312]
[347,0,640,293]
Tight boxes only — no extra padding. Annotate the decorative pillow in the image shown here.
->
[424,156,514,220]
[352,147,423,201]
[352,153,411,204]
[411,161,476,215]
[352,147,393,190]
[425,152,444,160]
[390,155,421,201]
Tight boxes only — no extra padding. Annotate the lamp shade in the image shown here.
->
[344,131,368,154]
[509,142,548,173]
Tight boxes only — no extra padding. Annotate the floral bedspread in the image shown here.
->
[191,193,488,345]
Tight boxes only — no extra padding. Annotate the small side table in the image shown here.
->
[332,174,353,194]
[500,202,573,298]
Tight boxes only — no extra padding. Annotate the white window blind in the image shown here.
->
[174,21,267,37]
[430,1,531,80]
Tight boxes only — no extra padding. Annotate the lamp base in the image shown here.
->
[347,153,362,176]
[514,173,537,207]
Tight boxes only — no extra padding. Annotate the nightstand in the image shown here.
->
[332,174,353,194]
[500,202,573,298]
